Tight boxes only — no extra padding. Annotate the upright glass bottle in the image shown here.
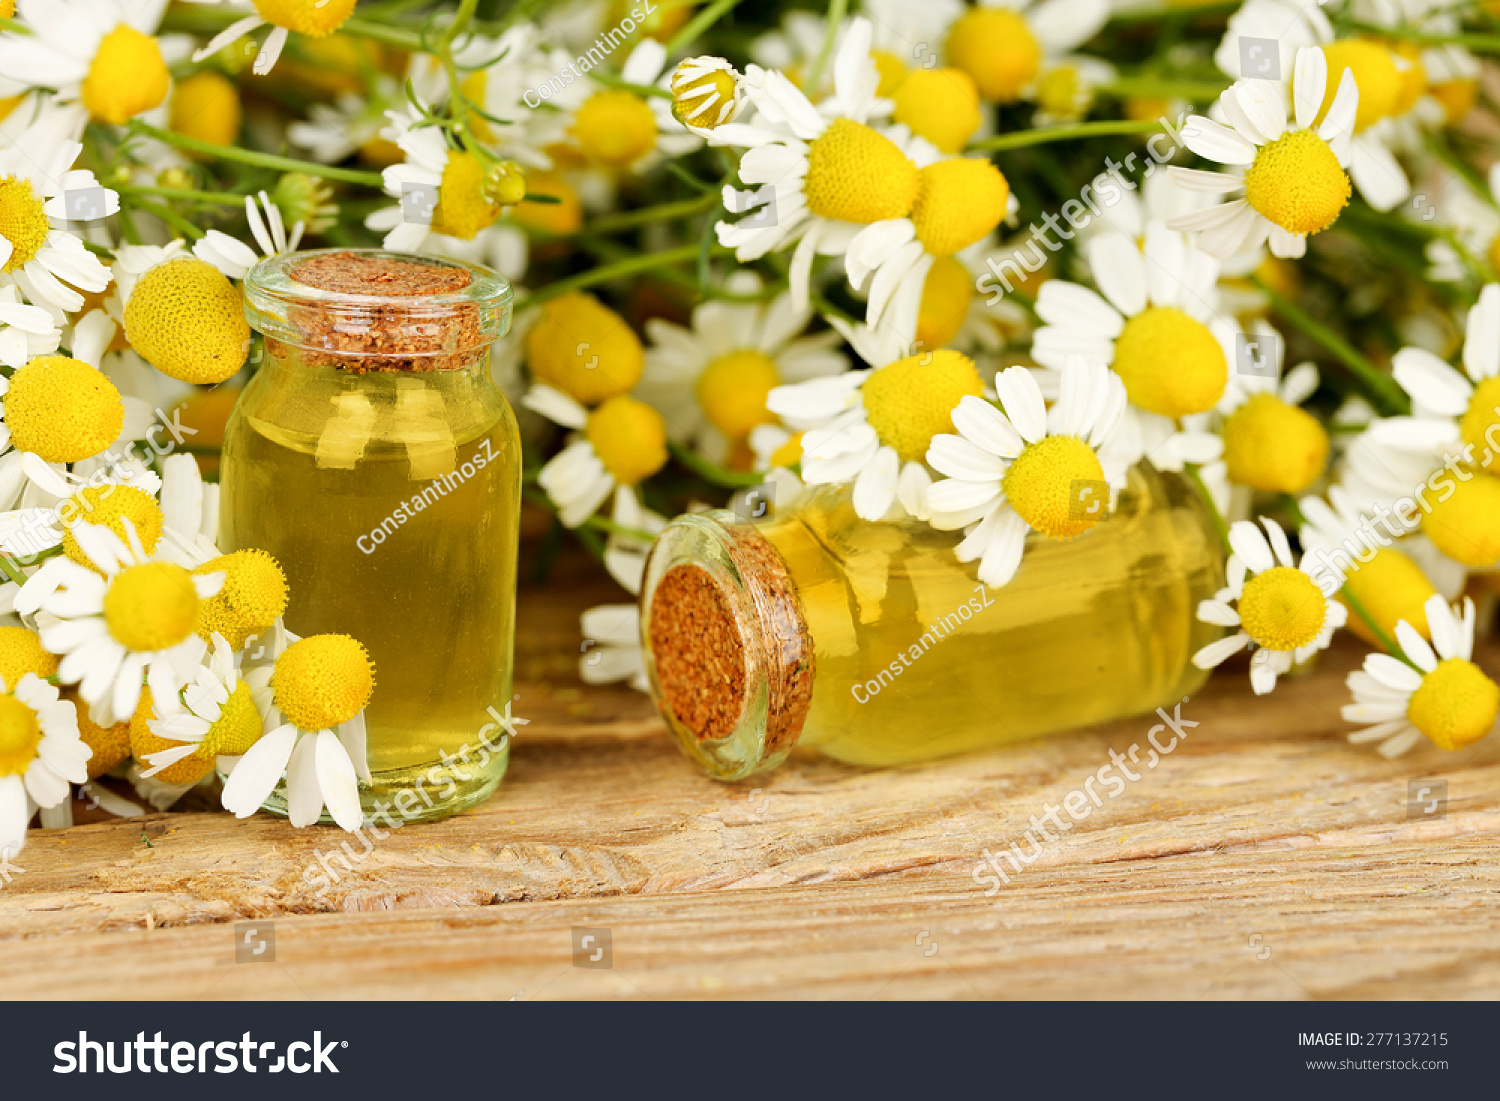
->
[225,249,519,820]
[640,465,1225,780]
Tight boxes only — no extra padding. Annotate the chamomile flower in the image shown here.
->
[29,518,221,726]
[1366,284,1500,470]
[1344,594,1497,756]
[768,317,986,522]
[0,0,186,125]
[365,103,510,254]
[136,633,265,783]
[0,282,60,368]
[842,128,1012,345]
[192,192,304,281]
[525,386,667,528]
[944,0,1110,108]
[187,0,358,77]
[114,246,252,385]
[0,103,115,315]
[1193,517,1348,694]
[637,272,847,465]
[0,465,163,564]
[0,672,88,856]
[222,631,374,831]
[668,55,748,132]
[1216,325,1329,494]
[1298,483,1453,647]
[1168,52,1357,259]
[1031,223,1233,472]
[711,18,903,308]
[924,358,1128,589]
[287,82,405,166]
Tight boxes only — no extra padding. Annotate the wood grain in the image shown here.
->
[2,551,1497,1000]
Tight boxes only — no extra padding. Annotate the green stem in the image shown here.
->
[1097,77,1231,102]
[1340,584,1418,669]
[584,514,660,543]
[586,70,673,99]
[665,0,746,54]
[1250,276,1409,416]
[1108,0,1237,21]
[0,17,30,34]
[518,245,701,308]
[0,556,26,588]
[129,122,387,188]
[441,0,481,46]
[1350,23,1500,52]
[124,197,204,240]
[340,16,428,52]
[585,191,720,235]
[1185,463,1231,556]
[804,0,848,93]
[117,184,248,207]
[669,441,767,488]
[968,119,1164,152]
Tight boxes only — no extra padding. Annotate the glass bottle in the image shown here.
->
[640,464,1225,781]
[225,249,519,821]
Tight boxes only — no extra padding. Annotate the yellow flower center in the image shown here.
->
[768,431,804,468]
[862,349,984,462]
[123,258,251,385]
[586,395,668,486]
[1110,306,1227,418]
[571,90,658,168]
[1459,375,1500,454]
[870,49,909,98]
[1430,79,1478,124]
[81,24,170,125]
[513,170,583,236]
[460,70,495,143]
[1390,43,1426,117]
[696,349,780,440]
[0,693,41,778]
[251,0,357,35]
[891,68,982,155]
[194,549,290,649]
[946,8,1041,103]
[1242,128,1351,237]
[1406,658,1500,751]
[0,175,49,273]
[433,149,502,240]
[0,1,13,18]
[1237,565,1329,651]
[1309,40,1401,133]
[670,61,738,129]
[916,255,975,351]
[74,690,130,780]
[1037,65,1083,119]
[910,158,1009,257]
[5,355,124,463]
[170,71,243,150]
[60,485,165,569]
[271,633,375,731]
[1001,434,1108,539]
[129,688,213,786]
[198,681,265,758]
[804,117,918,224]
[526,292,643,404]
[1421,470,1500,567]
[1221,392,1330,493]
[1339,546,1436,648]
[104,562,200,654]
[0,626,58,691]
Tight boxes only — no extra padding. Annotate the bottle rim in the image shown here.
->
[243,248,513,366]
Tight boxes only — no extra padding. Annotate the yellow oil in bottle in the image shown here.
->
[220,347,521,817]
[643,464,1224,778]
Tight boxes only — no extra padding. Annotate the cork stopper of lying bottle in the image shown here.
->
[243,249,512,374]
[640,511,815,781]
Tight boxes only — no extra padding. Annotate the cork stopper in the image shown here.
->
[243,249,512,374]
[641,513,814,780]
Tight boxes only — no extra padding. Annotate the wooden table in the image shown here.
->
[3,549,1498,1001]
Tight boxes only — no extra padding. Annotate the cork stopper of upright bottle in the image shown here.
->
[643,515,816,774]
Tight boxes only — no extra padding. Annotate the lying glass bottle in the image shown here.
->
[639,464,1225,780]
[225,249,519,820]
